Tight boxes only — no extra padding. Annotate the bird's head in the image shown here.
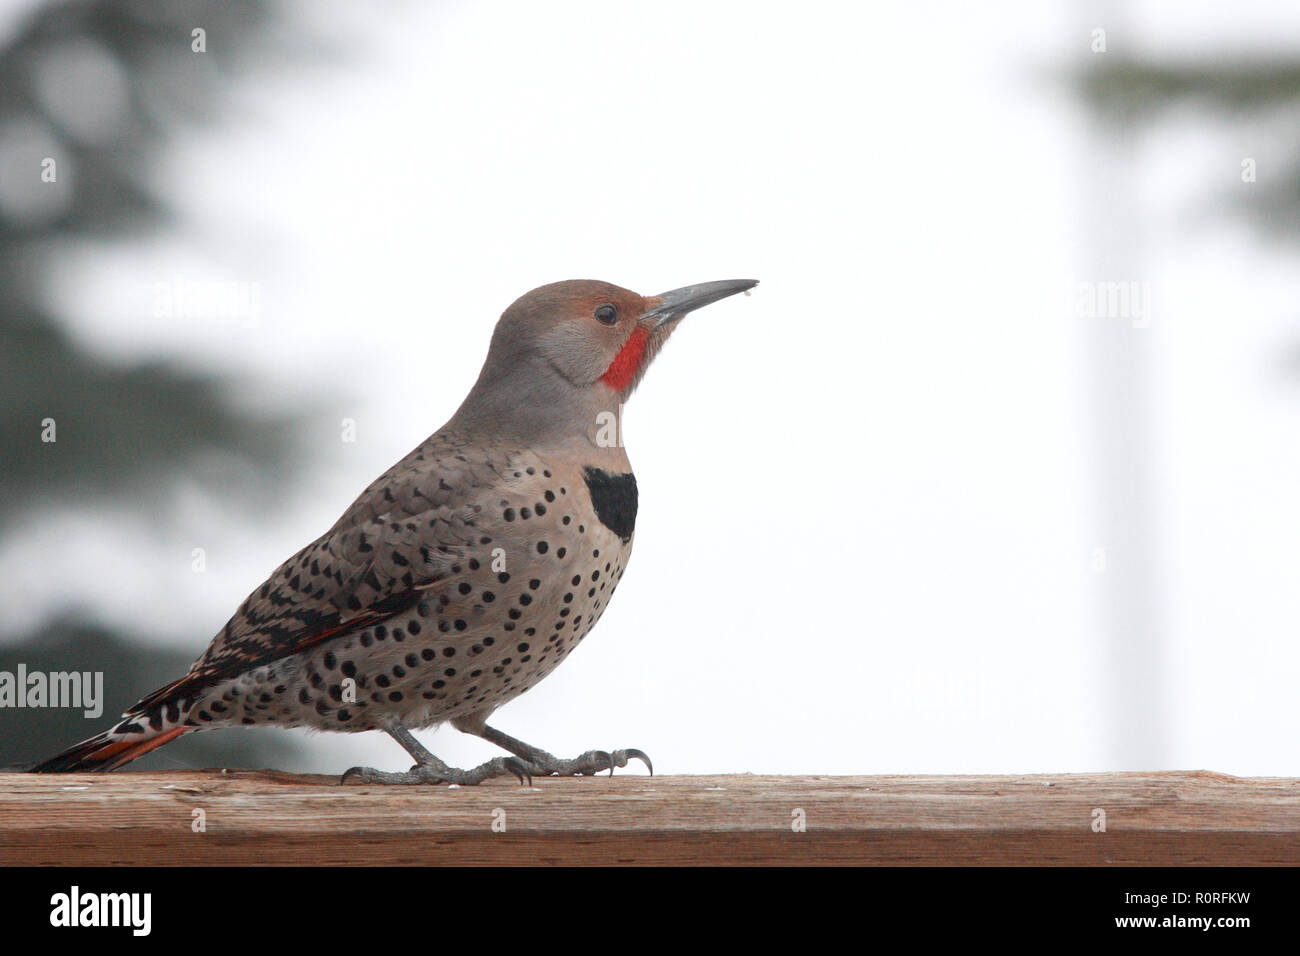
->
[450,278,757,445]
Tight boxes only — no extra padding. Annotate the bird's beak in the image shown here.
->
[642,279,758,329]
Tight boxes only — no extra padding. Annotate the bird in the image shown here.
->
[34,278,757,784]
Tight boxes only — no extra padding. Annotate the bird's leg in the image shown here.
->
[341,723,532,786]
[461,721,653,778]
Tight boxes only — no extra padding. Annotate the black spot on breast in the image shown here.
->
[582,467,637,542]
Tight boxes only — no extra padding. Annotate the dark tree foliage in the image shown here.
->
[1076,57,1300,241]
[0,0,334,768]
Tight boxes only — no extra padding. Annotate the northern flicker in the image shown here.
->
[34,278,757,784]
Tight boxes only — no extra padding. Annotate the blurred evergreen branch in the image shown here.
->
[1079,60,1300,117]
[1076,56,1300,240]
[0,1,328,529]
[0,0,338,766]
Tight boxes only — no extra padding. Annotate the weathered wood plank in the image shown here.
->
[1,770,1296,865]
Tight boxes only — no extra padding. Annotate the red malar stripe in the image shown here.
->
[600,326,651,391]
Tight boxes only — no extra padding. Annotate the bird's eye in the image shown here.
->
[594,304,618,326]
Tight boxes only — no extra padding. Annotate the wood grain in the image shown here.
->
[2,770,1296,865]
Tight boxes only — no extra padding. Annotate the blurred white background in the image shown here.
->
[3,0,1298,776]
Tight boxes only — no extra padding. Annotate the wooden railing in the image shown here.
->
[3,770,1296,865]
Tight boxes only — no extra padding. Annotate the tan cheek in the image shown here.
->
[538,320,617,385]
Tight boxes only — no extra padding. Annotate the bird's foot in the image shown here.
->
[524,747,653,778]
[341,755,532,786]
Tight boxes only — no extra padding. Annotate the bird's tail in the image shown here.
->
[32,675,196,773]
[32,725,191,773]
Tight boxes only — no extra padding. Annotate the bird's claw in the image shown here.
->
[608,749,650,780]
[504,757,533,786]
[342,746,650,785]
[340,756,532,787]
[531,747,652,777]
[341,765,384,785]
